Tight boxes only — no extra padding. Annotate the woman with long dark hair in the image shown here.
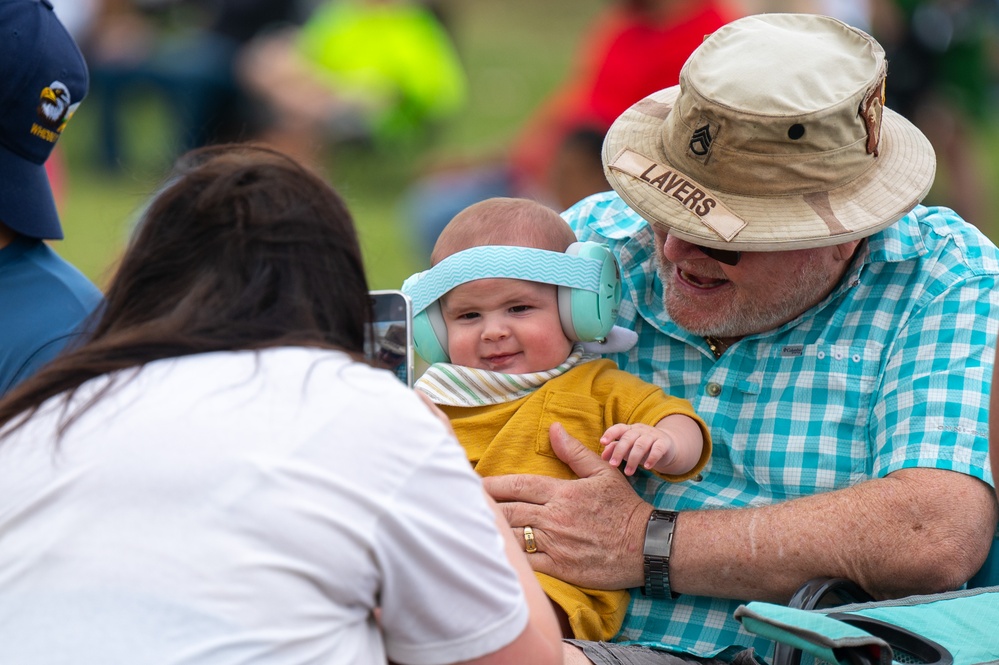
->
[0,144,561,664]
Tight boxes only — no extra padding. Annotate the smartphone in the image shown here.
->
[368,290,415,387]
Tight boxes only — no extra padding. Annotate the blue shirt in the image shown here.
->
[0,237,103,395]
[564,192,999,658]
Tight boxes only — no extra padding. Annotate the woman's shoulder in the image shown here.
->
[127,347,414,415]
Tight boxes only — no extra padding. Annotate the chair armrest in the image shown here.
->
[772,578,875,665]
[788,577,875,611]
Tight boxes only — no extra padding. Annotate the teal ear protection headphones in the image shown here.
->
[402,242,621,365]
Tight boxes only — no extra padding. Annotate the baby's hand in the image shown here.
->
[600,423,675,476]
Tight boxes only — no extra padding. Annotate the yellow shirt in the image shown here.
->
[442,359,711,640]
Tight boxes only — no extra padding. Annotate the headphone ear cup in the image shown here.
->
[558,242,621,342]
[412,300,450,364]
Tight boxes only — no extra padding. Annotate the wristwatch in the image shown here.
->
[642,510,680,599]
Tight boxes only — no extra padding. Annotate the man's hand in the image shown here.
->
[483,422,654,591]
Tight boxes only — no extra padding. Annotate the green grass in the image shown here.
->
[51,1,999,292]
[53,0,606,291]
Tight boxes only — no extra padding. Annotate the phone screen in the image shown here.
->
[368,290,414,387]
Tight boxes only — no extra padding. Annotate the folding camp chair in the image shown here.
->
[733,537,999,665]
[736,583,999,665]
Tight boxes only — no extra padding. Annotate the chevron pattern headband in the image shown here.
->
[402,245,605,315]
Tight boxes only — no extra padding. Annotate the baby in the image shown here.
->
[404,197,710,640]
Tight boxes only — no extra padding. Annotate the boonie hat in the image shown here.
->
[602,13,936,251]
[0,0,88,240]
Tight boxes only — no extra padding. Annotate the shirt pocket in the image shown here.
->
[536,391,607,460]
[743,343,881,495]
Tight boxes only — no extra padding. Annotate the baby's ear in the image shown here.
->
[579,326,638,354]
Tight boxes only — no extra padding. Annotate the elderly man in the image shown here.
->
[486,13,999,664]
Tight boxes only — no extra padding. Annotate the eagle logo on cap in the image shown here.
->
[37,81,72,130]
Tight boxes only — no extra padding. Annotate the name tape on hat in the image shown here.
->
[607,148,747,241]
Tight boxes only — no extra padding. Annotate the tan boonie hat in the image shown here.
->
[602,13,936,251]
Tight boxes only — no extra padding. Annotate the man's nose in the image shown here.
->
[662,234,705,263]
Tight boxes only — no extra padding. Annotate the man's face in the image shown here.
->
[653,228,860,339]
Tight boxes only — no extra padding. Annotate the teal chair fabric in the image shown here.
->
[739,537,999,665]
[737,585,999,665]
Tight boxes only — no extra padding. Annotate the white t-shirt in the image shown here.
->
[0,348,527,665]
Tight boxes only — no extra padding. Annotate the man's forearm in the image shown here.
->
[489,427,996,602]
[667,467,997,603]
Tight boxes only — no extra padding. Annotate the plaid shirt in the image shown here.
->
[564,192,999,658]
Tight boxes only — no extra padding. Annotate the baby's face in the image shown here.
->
[441,278,573,373]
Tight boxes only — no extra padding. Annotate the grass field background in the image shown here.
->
[52,1,999,292]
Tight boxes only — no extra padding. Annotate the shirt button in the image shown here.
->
[705,382,722,397]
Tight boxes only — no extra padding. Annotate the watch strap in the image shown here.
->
[643,509,680,599]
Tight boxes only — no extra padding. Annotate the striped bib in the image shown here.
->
[416,345,589,407]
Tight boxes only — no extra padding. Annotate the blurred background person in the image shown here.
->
[80,0,313,171]
[869,0,999,235]
[236,0,467,170]
[507,0,739,203]
[404,0,740,260]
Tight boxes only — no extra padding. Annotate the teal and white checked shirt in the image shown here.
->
[564,192,999,658]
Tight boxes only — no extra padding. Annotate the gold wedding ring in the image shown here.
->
[523,526,537,553]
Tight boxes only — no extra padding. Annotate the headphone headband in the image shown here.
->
[404,245,606,315]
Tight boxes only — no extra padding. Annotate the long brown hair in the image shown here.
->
[0,144,372,434]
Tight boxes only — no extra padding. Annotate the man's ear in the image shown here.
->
[833,240,862,262]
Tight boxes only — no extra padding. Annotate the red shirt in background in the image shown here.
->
[510,1,736,197]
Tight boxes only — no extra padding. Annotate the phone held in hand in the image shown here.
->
[368,290,414,387]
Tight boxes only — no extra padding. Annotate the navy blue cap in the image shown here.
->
[0,0,88,240]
